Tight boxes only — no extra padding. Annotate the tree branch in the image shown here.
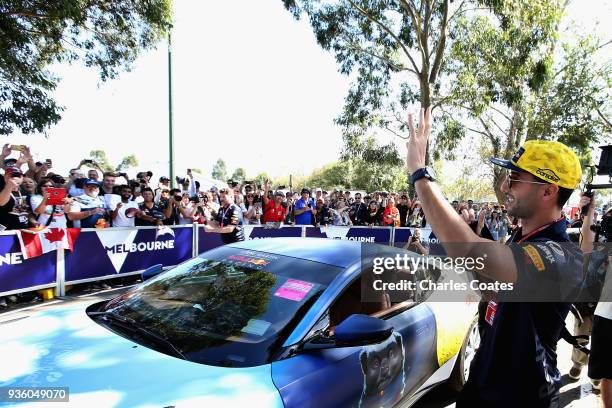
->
[448,7,492,23]
[345,42,417,74]
[346,0,420,74]
[398,0,428,66]
[429,0,449,84]
[477,116,498,144]
[485,113,508,135]
[384,125,409,139]
[597,108,612,128]
[487,104,514,124]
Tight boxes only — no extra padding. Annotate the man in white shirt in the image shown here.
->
[111,185,140,227]
[68,179,108,228]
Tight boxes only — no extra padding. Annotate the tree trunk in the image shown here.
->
[420,76,431,165]
[493,167,506,204]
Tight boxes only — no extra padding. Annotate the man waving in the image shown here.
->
[406,108,583,407]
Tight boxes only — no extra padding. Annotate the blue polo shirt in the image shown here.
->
[457,218,583,408]
[294,197,314,225]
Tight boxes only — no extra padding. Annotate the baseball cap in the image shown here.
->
[490,140,581,189]
[7,168,23,177]
[3,158,17,166]
[301,188,311,195]
[275,190,284,197]
[159,176,169,182]
[315,188,322,193]
[84,179,100,187]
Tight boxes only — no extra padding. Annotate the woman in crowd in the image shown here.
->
[30,178,72,228]
[498,208,510,243]
[407,201,424,227]
[487,210,500,241]
[177,193,199,225]
[330,197,352,226]
[243,193,262,225]
[363,200,381,226]
[314,197,332,226]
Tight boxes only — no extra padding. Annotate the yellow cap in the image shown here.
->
[490,140,582,190]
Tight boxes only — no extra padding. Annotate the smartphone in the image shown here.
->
[45,158,52,168]
[46,188,67,205]
[83,159,94,164]
[10,144,26,152]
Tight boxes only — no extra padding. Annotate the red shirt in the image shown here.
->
[263,199,287,223]
[382,206,400,226]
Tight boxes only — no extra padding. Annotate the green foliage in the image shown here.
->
[254,173,271,185]
[305,161,353,190]
[89,150,113,172]
[351,159,408,192]
[282,0,574,189]
[0,0,173,135]
[116,154,139,172]
[89,150,139,172]
[211,159,227,181]
[526,36,612,157]
[231,168,247,182]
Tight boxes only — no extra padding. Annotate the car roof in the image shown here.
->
[226,238,363,268]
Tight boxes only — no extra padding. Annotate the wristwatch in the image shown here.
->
[409,166,437,185]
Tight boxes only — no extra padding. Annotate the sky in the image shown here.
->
[2,0,611,184]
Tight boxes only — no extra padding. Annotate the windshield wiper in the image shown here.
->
[88,311,187,360]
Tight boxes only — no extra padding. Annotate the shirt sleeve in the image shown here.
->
[229,205,239,226]
[295,200,305,210]
[30,195,43,212]
[70,201,82,213]
[505,240,583,302]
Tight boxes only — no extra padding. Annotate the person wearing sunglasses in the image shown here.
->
[407,107,583,408]
[243,193,262,225]
[30,178,72,228]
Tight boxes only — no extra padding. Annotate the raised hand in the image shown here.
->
[406,107,432,173]
[2,144,10,157]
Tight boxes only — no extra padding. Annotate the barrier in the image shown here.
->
[393,227,434,248]
[197,225,303,254]
[305,225,393,244]
[64,225,193,284]
[0,232,57,296]
[1,224,436,297]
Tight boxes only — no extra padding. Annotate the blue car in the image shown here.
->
[0,238,479,407]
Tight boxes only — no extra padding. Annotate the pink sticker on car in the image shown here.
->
[274,279,314,302]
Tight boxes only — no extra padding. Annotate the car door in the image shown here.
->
[270,275,438,408]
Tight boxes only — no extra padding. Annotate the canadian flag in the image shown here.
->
[17,228,81,260]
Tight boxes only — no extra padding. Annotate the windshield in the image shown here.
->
[95,246,343,367]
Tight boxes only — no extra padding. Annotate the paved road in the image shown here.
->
[0,290,603,407]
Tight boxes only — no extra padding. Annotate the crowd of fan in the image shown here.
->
[0,143,555,247]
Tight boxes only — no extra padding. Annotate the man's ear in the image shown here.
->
[542,183,559,200]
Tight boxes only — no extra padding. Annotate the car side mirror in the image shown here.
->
[302,314,393,351]
[142,264,163,281]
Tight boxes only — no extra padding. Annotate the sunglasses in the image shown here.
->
[506,173,549,189]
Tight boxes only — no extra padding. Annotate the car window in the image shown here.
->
[326,252,442,329]
[97,246,344,367]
